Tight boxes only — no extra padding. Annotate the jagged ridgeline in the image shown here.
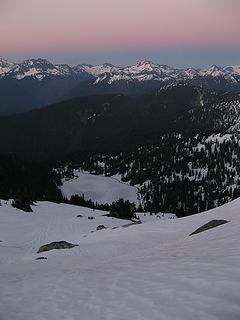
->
[1,58,240,116]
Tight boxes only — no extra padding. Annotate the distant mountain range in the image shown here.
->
[1,58,240,83]
[0,58,240,115]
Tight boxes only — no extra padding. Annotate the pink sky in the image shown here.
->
[0,0,240,57]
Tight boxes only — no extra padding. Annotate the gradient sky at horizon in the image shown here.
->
[1,0,240,67]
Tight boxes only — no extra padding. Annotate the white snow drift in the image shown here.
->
[1,198,240,320]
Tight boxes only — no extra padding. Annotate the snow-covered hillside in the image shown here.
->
[60,171,140,205]
[1,198,240,320]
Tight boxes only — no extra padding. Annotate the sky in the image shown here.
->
[0,0,240,67]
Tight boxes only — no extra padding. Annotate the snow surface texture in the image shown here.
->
[60,171,140,205]
[1,198,240,320]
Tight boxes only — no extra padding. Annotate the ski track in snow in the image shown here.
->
[0,199,240,319]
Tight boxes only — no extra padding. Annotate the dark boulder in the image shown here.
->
[96,225,106,231]
[37,241,79,253]
[12,198,33,212]
[190,220,229,236]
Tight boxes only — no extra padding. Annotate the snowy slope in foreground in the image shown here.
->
[1,199,240,320]
[60,171,140,205]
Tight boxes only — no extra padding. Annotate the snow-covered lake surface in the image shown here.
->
[60,171,140,204]
[1,199,240,320]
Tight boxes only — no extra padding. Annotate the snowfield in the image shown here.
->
[60,171,140,205]
[1,199,240,320]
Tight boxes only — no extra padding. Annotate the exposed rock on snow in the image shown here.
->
[96,225,106,231]
[12,199,33,212]
[37,241,79,253]
[190,219,229,236]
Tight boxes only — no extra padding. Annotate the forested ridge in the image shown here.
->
[1,84,240,216]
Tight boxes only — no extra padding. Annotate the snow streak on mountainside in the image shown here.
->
[1,58,240,84]
[0,199,240,320]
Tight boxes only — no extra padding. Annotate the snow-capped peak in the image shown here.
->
[224,65,240,76]
[129,60,164,72]
[0,58,15,76]
[182,68,199,79]
[199,65,225,77]
[0,58,13,67]
[75,63,120,77]
[7,58,74,80]
[135,59,159,67]
[102,63,115,68]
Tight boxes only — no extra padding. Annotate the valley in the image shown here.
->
[0,84,240,217]
[2,1,240,319]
